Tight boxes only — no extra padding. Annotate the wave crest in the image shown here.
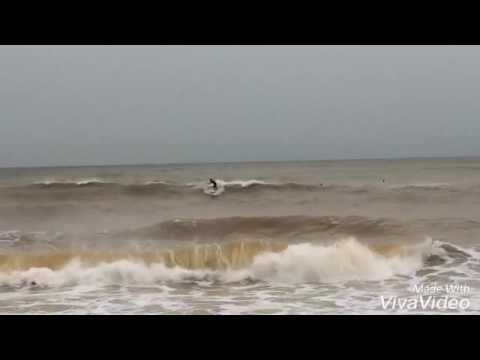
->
[0,238,438,287]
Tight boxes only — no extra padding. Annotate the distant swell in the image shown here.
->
[4,216,480,251]
[0,178,474,203]
[121,215,408,241]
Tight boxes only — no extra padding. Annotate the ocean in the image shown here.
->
[0,158,479,314]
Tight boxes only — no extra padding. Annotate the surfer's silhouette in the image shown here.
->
[209,178,218,190]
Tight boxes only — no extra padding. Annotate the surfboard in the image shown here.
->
[204,184,225,196]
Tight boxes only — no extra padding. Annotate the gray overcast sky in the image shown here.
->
[1,45,480,167]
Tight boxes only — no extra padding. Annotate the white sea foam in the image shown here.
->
[218,179,269,188]
[0,238,432,288]
[34,178,108,186]
[187,179,271,189]
[1,239,479,314]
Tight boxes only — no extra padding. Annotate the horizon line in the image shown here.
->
[1,155,479,170]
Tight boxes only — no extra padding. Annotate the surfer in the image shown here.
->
[209,178,218,190]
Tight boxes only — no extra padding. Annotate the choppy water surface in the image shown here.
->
[1,158,479,314]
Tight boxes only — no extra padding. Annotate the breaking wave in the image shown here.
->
[33,179,112,187]
[0,237,439,287]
